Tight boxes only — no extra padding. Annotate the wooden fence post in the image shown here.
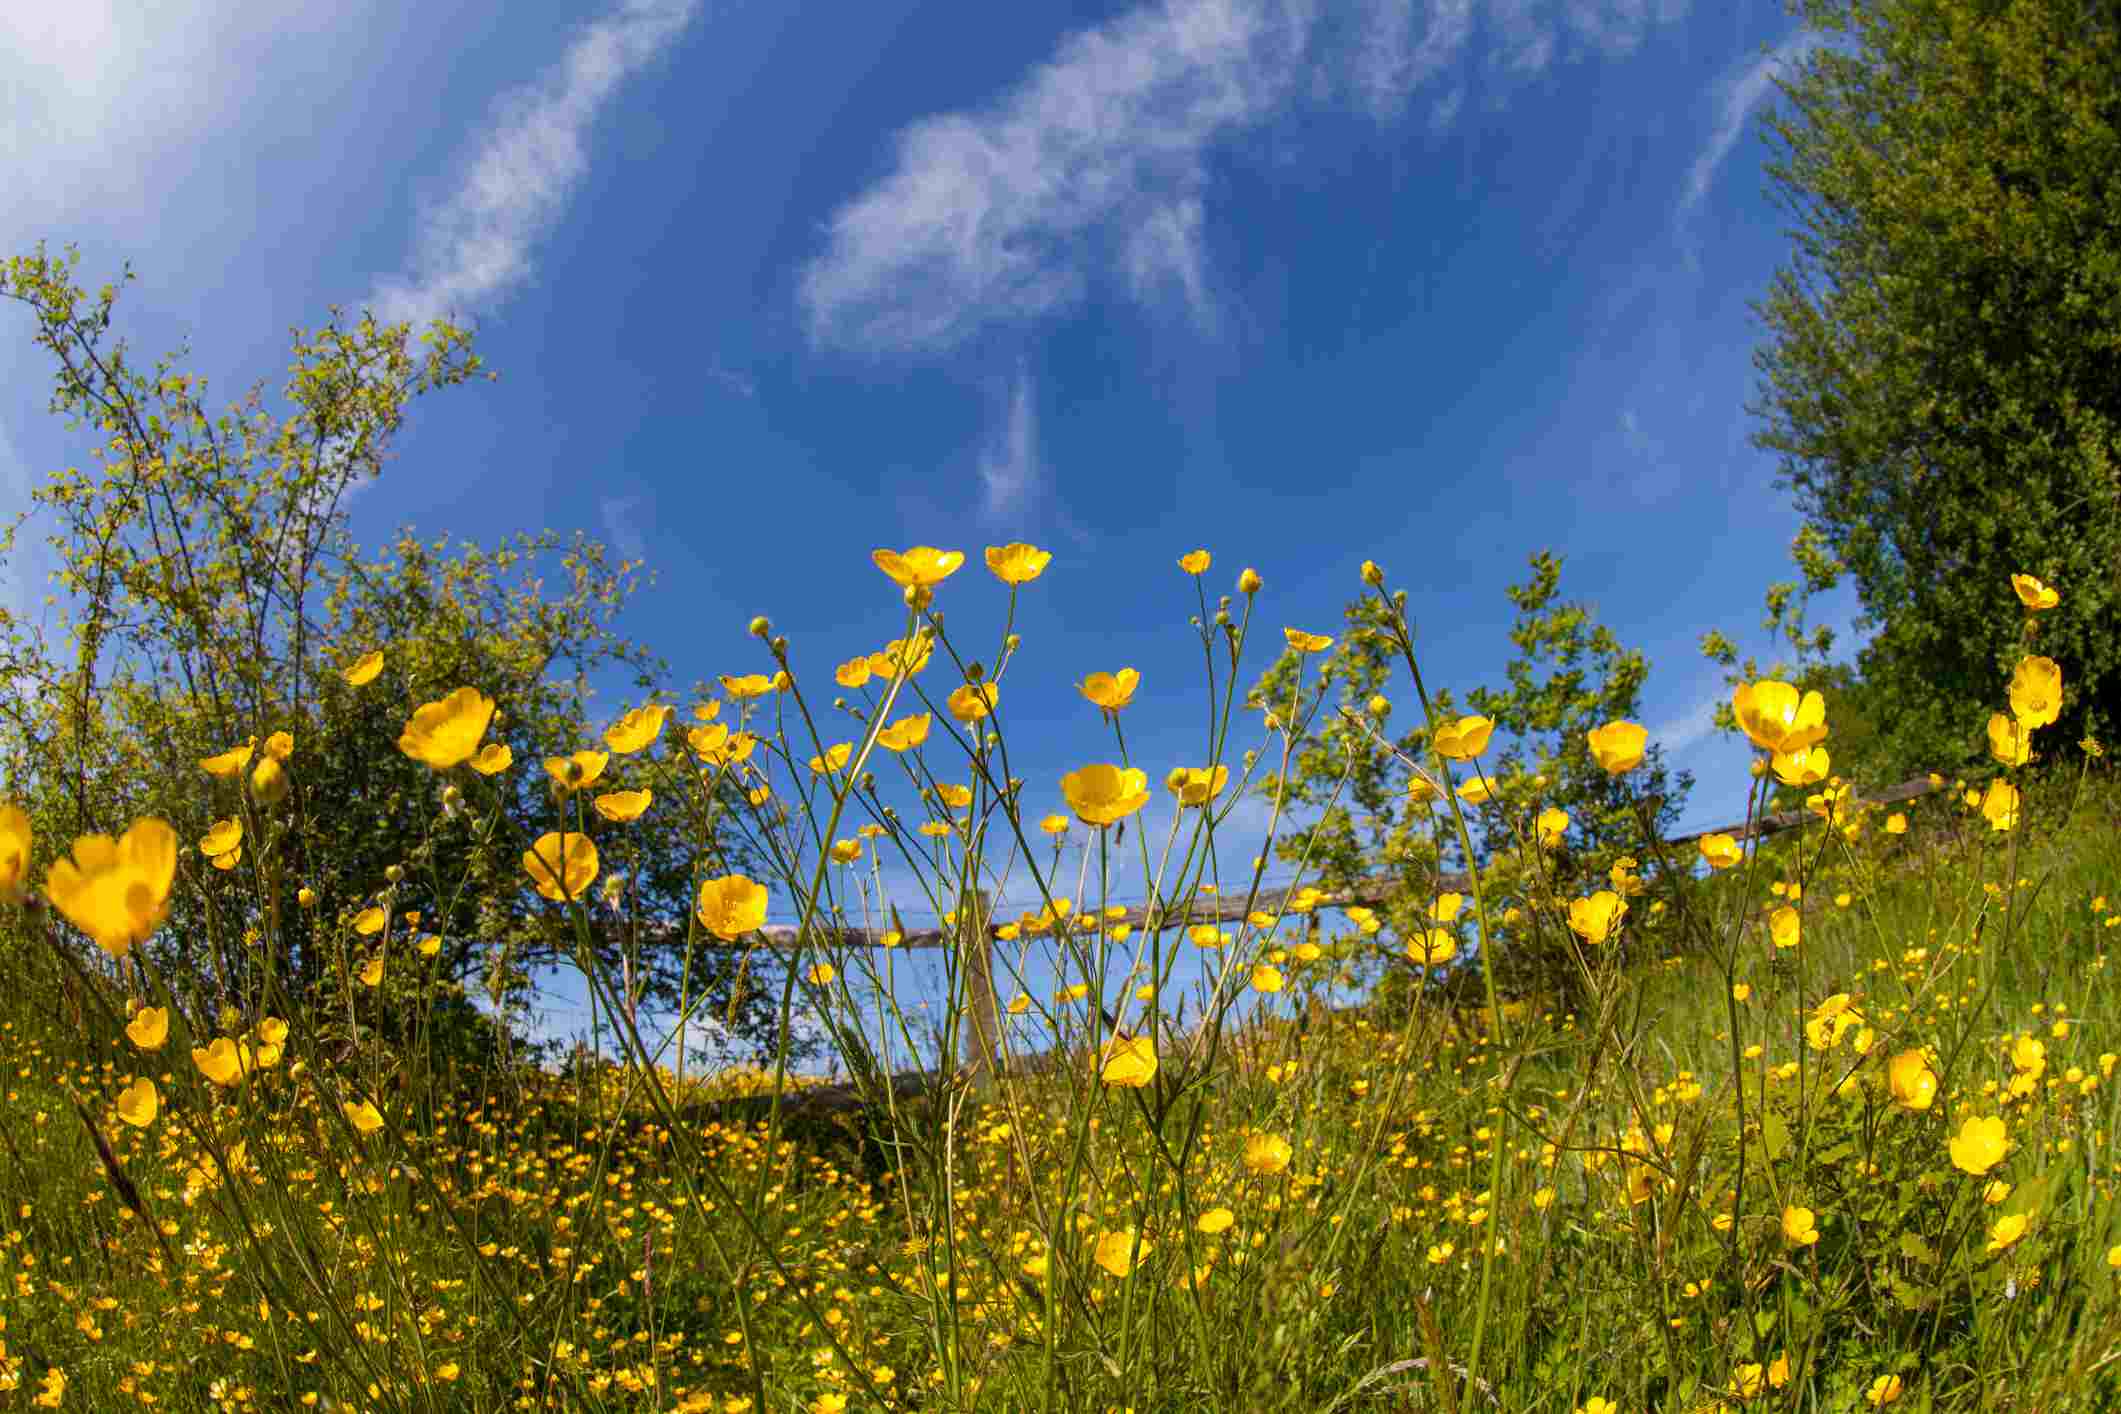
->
[959,888,1001,1083]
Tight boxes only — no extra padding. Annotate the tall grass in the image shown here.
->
[1,556,2117,1412]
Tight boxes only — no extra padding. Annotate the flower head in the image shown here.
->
[1567,891,1627,946]
[1781,1205,1819,1247]
[1980,779,2021,832]
[1178,549,1211,575]
[947,681,998,723]
[1165,765,1228,807]
[1887,1049,1937,1110]
[1586,720,1647,774]
[1731,681,1829,754]
[1949,1114,2008,1175]
[200,740,255,778]
[1061,764,1151,827]
[1283,628,1334,654]
[985,543,1051,585]
[1699,833,1742,870]
[398,688,496,770]
[342,650,385,686]
[872,546,964,588]
[604,705,671,755]
[544,750,610,792]
[1536,807,1569,849]
[1433,715,1494,760]
[2009,655,2062,729]
[696,874,769,941]
[469,742,513,775]
[524,832,599,902]
[47,819,177,959]
[126,1006,169,1051]
[116,1076,158,1128]
[1243,1132,1293,1176]
[1099,1035,1157,1088]
[593,789,652,823]
[1987,712,2031,767]
[0,803,30,904]
[2011,573,2059,611]
[1079,669,1140,712]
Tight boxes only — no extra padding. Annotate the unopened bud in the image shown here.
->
[1238,568,1262,595]
[904,584,932,611]
[385,865,404,885]
[1361,559,1384,588]
[1367,694,1391,717]
[1004,633,1021,652]
[770,636,788,657]
[966,661,986,682]
[748,616,771,638]
[297,886,317,909]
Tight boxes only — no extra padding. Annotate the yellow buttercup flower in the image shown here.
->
[1949,1114,2008,1175]
[353,906,387,936]
[947,682,998,723]
[1988,712,2031,767]
[603,705,671,755]
[343,1099,385,1136]
[720,673,775,699]
[593,789,652,823]
[199,818,242,860]
[523,832,599,902]
[1100,1035,1157,1088]
[696,874,769,941]
[126,1006,169,1051]
[1250,964,1284,993]
[1586,720,1647,774]
[469,742,513,775]
[1980,779,2021,832]
[1457,776,1494,805]
[1061,764,1151,827]
[1433,715,1494,760]
[1698,833,1742,870]
[1039,813,1069,835]
[1986,1212,2030,1254]
[1094,1227,1151,1277]
[342,650,385,686]
[544,750,610,792]
[868,632,933,679]
[874,714,932,752]
[1409,930,1455,967]
[985,542,1051,585]
[46,818,178,959]
[1865,1373,1904,1407]
[805,962,836,987]
[0,802,27,904]
[200,740,256,777]
[1178,549,1211,575]
[1536,806,1569,849]
[1769,905,1801,949]
[1773,743,1830,787]
[116,1077,158,1128]
[1283,628,1334,654]
[872,546,965,588]
[2008,655,2062,729]
[1887,1050,1937,1110]
[249,755,288,807]
[1079,669,1140,712]
[192,1036,254,1087]
[1781,1205,1819,1247]
[688,723,757,767]
[262,730,294,762]
[2011,573,2059,611]
[1243,1133,1293,1175]
[828,838,862,864]
[1731,680,1829,754]
[834,657,872,689]
[1567,891,1626,946]
[357,956,384,988]
[1165,765,1228,807]
[398,688,496,770]
[1196,1207,1234,1234]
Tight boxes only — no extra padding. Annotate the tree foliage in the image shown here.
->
[0,245,781,1065]
[1751,0,2121,772]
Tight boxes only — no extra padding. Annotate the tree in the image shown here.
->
[1750,0,2121,774]
[1250,552,1691,1005]
[0,245,782,1066]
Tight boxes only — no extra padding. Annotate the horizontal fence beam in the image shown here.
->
[651,774,1941,952]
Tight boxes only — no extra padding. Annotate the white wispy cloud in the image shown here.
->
[1681,30,1822,213]
[800,0,1692,355]
[978,370,1043,524]
[369,0,701,331]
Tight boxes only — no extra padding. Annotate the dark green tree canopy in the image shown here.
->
[1751,0,2121,773]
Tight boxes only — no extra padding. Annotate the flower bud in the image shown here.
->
[1361,559,1384,588]
[297,886,317,909]
[250,756,290,806]
[1367,694,1391,717]
[904,585,932,611]
[1238,568,1262,595]
[1004,633,1022,652]
[385,865,404,885]
[748,616,771,638]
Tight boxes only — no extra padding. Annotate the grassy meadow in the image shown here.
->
[1,553,2118,1414]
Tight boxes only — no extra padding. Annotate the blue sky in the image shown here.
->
[1,0,1857,1057]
